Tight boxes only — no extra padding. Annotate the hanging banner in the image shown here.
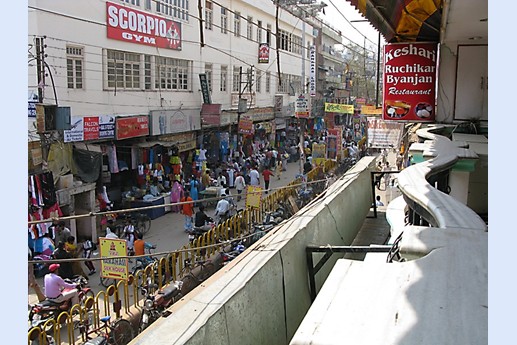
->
[312,143,326,166]
[106,1,182,50]
[64,115,115,143]
[239,116,254,135]
[324,103,354,114]
[383,42,437,122]
[309,45,316,97]
[258,43,270,63]
[361,106,383,115]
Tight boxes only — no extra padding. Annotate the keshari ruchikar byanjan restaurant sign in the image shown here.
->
[383,42,437,122]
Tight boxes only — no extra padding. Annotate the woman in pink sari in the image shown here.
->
[170,180,184,213]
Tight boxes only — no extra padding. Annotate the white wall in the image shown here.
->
[28,0,314,117]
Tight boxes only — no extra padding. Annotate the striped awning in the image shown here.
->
[347,0,443,43]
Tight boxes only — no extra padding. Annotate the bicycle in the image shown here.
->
[78,315,134,345]
[179,257,216,296]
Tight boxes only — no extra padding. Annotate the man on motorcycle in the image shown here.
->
[44,264,80,307]
[194,205,214,231]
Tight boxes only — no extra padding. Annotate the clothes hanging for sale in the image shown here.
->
[106,144,120,173]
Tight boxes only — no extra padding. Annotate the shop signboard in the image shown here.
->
[201,103,222,127]
[352,115,366,143]
[199,73,212,104]
[99,238,128,281]
[367,116,404,149]
[64,115,115,142]
[295,94,310,119]
[327,128,342,160]
[150,109,199,135]
[99,115,116,139]
[116,115,149,140]
[361,106,383,115]
[239,116,254,135]
[324,103,354,114]
[312,143,326,166]
[258,43,270,63]
[106,1,182,50]
[383,42,437,122]
[309,45,316,97]
[246,186,262,209]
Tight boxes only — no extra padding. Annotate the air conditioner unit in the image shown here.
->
[36,104,71,132]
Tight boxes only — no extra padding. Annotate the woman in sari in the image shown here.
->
[171,180,184,213]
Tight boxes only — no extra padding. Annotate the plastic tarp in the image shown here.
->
[72,147,102,183]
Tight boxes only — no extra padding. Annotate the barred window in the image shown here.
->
[220,65,227,92]
[266,24,272,45]
[265,71,271,93]
[156,0,189,22]
[144,55,152,90]
[234,11,241,37]
[221,7,228,34]
[205,1,213,30]
[121,0,140,5]
[66,46,83,89]
[257,20,263,43]
[278,29,302,55]
[232,66,241,92]
[155,56,190,90]
[107,50,140,89]
[247,16,253,40]
[277,73,301,94]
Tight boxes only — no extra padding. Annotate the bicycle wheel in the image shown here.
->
[110,318,134,345]
[137,214,151,235]
[199,263,215,281]
[100,277,117,288]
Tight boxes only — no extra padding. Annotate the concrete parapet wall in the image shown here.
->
[130,156,377,345]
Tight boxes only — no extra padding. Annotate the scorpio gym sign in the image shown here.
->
[106,1,182,50]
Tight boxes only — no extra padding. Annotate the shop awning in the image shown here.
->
[346,0,442,43]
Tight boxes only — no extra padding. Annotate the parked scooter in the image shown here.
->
[219,240,246,265]
[187,222,215,243]
[138,277,183,332]
[28,275,93,324]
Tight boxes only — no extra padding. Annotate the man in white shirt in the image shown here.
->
[234,173,246,201]
[249,167,260,186]
[214,193,231,224]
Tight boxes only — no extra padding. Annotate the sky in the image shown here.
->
[319,0,383,51]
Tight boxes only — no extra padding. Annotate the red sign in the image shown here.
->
[258,43,270,64]
[83,117,100,141]
[239,117,254,135]
[116,116,149,140]
[383,42,437,122]
[106,2,182,50]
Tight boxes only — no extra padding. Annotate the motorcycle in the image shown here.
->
[28,275,93,324]
[219,241,246,265]
[187,222,215,243]
[139,277,183,332]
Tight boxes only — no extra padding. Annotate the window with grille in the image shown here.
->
[205,63,213,91]
[277,73,301,94]
[144,0,151,10]
[232,66,240,92]
[156,0,189,22]
[247,16,253,40]
[234,11,241,37]
[155,56,190,90]
[221,7,228,34]
[257,20,263,43]
[278,29,302,54]
[205,1,213,30]
[266,24,271,45]
[265,71,271,93]
[107,50,140,89]
[67,46,84,89]
[144,55,152,90]
[121,0,140,5]
[220,65,227,91]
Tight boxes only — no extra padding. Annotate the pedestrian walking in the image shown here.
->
[249,166,260,186]
[262,167,274,194]
[234,172,246,202]
[276,160,283,180]
[181,190,194,232]
[81,239,96,275]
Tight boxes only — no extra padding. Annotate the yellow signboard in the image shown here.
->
[361,105,383,115]
[312,143,326,166]
[245,186,262,209]
[100,238,129,280]
[324,103,354,114]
